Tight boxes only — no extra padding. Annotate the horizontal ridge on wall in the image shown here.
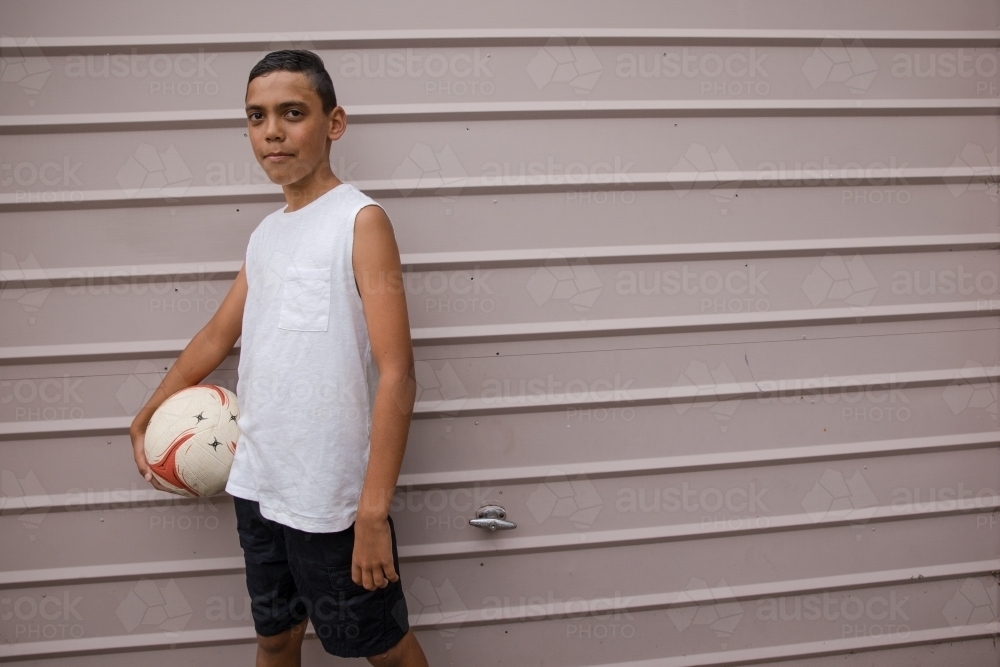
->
[412,301,998,345]
[8,29,1000,54]
[0,559,995,662]
[407,494,1000,560]
[0,365,994,438]
[2,496,996,587]
[4,99,999,134]
[400,431,998,487]
[0,302,995,365]
[4,431,995,513]
[412,364,998,415]
[0,622,994,665]
[600,624,1000,667]
[1,167,997,212]
[4,234,996,288]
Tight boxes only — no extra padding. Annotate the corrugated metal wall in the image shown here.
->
[2,1,999,664]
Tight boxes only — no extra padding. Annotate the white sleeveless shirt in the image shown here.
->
[226,183,381,532]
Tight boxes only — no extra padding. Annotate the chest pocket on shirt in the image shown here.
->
[278,266,331,332]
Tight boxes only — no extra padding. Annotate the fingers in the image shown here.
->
[362,567,377,591]
[143,470,170,493]
[144,472,165,491]
[131,431,173,495]
[133,437,156,488]
[353,563,395,591]
[364,566,395,590]
[351,520,398,590]
[149,477,170,493]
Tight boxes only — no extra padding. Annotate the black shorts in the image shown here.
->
[232,496,410,658]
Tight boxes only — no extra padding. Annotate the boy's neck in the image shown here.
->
[282,166,343,213]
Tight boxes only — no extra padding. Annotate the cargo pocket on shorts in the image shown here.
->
[278,266,331,332]
[322,565,384,648]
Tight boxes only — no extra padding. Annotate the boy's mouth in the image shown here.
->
[264,152,294,162]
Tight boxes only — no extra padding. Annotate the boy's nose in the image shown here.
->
[263,119,284,140]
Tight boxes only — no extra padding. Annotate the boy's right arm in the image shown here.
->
[130,263,249,490]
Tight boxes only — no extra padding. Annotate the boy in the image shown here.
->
[129,50,429,667]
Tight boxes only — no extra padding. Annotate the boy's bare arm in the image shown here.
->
[129,264,249,490]
[351,204,417,591]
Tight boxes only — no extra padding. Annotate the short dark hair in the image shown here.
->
[248,50,337,113]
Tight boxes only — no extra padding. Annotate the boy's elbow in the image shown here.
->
[387,365,417,394]
[383,365,417,413]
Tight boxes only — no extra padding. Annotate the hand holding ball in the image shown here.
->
[144,385,240,497]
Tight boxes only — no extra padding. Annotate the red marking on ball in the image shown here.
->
[149,430,198,495]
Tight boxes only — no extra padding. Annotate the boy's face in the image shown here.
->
[245,70,344,187]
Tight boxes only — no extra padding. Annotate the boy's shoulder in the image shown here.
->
[330,184,386,228]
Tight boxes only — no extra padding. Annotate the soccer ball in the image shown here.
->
[144,385,240,497]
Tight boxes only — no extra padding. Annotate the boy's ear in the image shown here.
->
[328,106,347,142]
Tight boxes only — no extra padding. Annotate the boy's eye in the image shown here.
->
[248,112,263,121]
[287,109,303,118]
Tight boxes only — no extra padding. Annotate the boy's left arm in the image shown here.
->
[351,203,418,592]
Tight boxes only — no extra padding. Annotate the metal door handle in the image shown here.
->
[469,504,517,531]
